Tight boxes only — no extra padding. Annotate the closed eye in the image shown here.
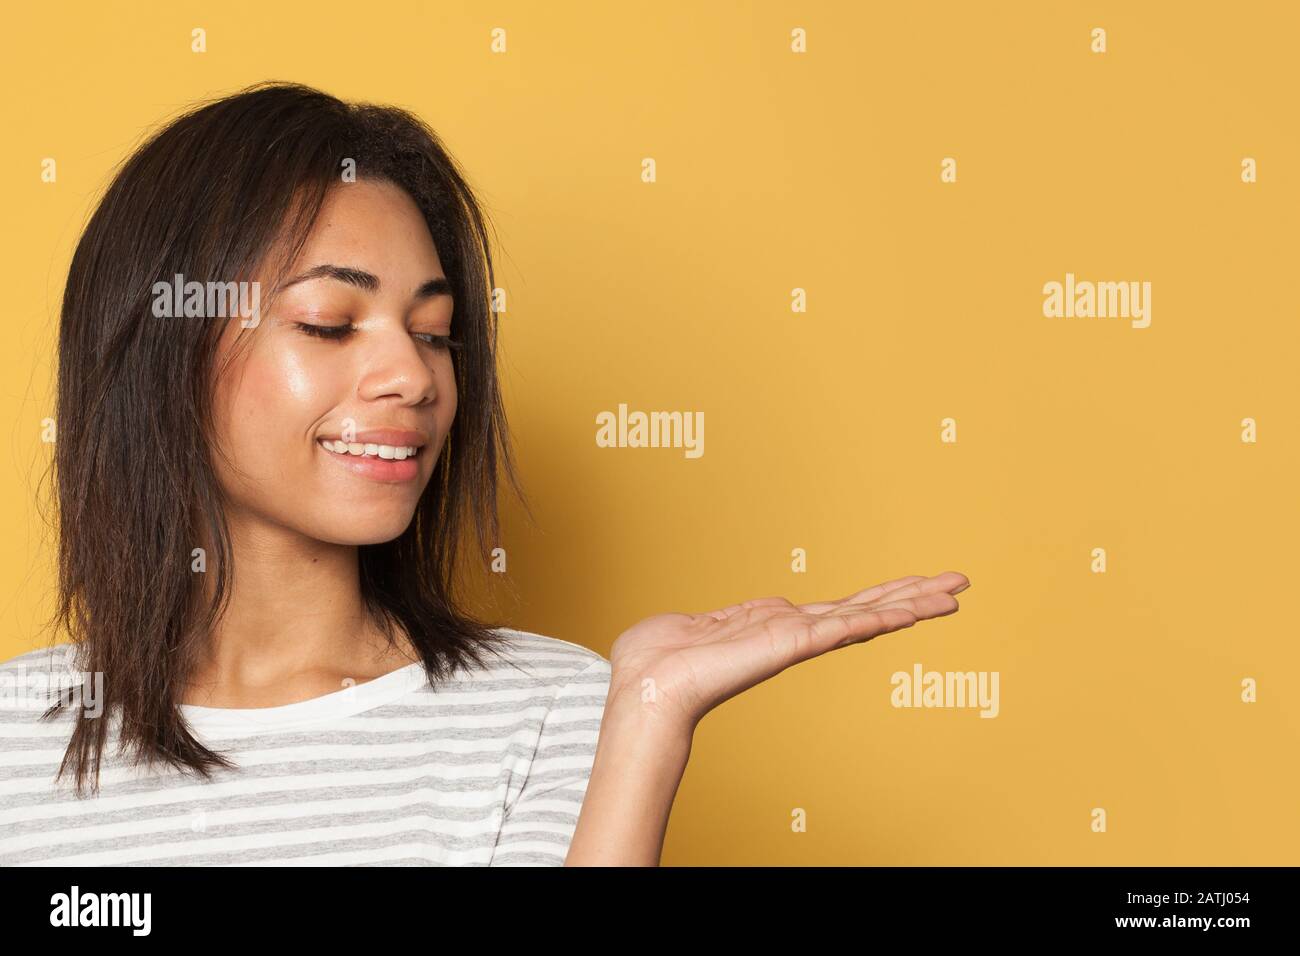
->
[413,333,463,351]
[294,323,461,352]
[295,322,355,340]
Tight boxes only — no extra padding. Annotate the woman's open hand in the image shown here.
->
[607,571,971,733]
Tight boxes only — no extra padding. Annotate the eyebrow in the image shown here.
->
[280,264,452,301]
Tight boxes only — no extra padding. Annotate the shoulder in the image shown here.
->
[485,627,609,672]
[0,642,84,733]
[0,642,80,674]
[479,627,611,696]
[0,641,84,704]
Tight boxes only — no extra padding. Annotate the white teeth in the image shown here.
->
[319,439,418,460]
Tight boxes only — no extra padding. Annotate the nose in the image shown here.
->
[356,324,441,407]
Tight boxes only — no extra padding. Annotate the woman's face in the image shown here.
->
[210,179,456,545]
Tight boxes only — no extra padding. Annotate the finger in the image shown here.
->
[697,593,964,699]
[718,605,922,684]
[838,572,969,610]
[796,571,968,614]
[793,575,927,614]
[827,590,960,624]
[698,596,794,622]
[808,606,923,655]
[706,585,961,646]
[797,593,959,658]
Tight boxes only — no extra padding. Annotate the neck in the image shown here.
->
[182,507,417,706]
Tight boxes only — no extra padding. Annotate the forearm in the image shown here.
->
[565,698,693,866]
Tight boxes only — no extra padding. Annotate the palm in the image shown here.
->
[608,571,970,730]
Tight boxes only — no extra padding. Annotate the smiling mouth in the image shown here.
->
[316,439,421,461]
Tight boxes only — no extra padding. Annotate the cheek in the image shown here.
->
[251,341,329,409]
[223,341,340,471]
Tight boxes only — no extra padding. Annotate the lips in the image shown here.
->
[317,427,428,449]
[317,439,419,460]
[316,428,429,483]
[317,443,421,483]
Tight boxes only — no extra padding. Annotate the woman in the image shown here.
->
[0,82,969,866]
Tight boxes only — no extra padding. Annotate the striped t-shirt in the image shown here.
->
[0,629,611,866]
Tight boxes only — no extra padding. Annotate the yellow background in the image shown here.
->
[2,1,1296,864]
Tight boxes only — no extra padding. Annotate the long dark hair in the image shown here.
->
[45,81,530,796]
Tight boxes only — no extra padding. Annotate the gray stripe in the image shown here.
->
[0,631,610,867]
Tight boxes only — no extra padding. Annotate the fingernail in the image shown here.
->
[952,582,970,594]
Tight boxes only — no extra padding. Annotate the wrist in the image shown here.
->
[601,688,695,761]
[565,686,692,865]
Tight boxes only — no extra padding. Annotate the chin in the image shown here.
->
[297,501,421,546]
[307,520,416,547]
